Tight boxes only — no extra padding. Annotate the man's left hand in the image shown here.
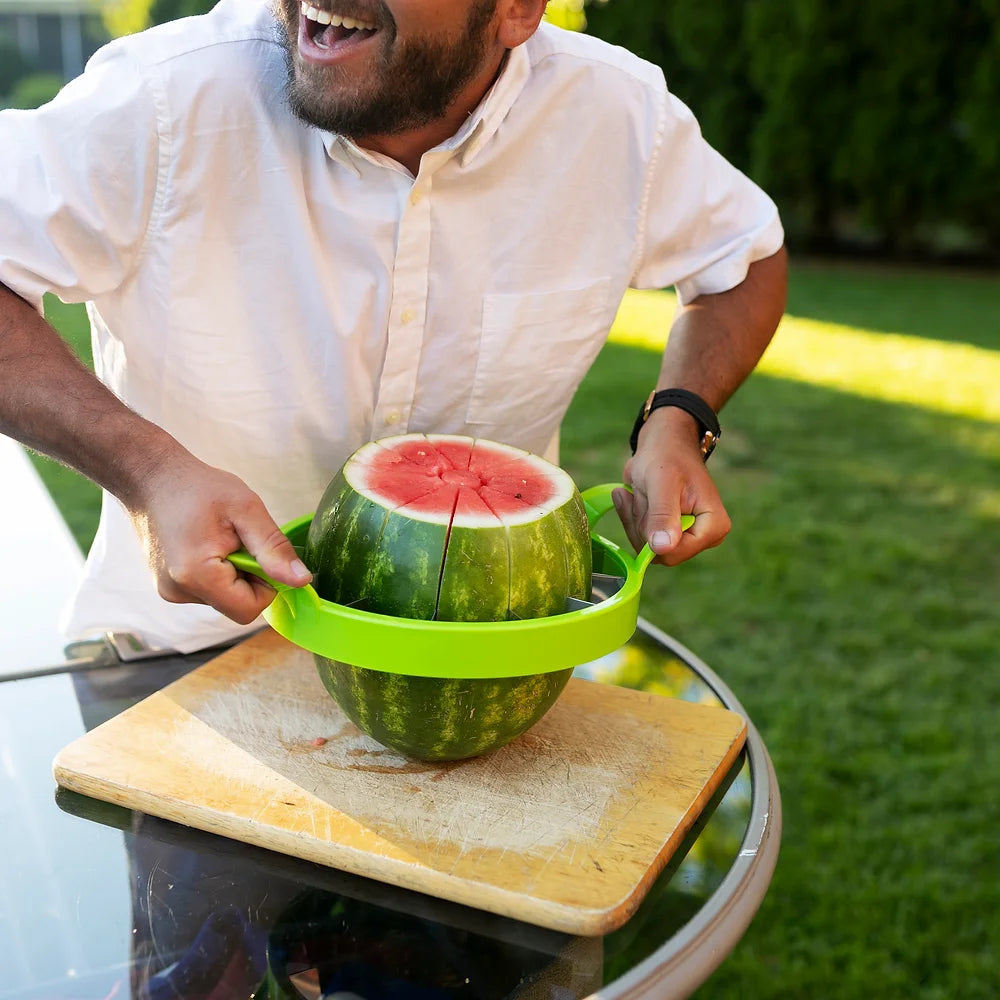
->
[612,405,731,565]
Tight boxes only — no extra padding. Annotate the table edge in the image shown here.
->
[594,617,783,1000]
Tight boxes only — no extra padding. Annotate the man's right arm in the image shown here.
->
[0,43,309,625]
[0,282,311,623]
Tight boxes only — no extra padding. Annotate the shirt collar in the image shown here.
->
[321,40,531,174]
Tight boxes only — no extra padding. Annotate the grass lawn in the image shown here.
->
[34,259,1000,997]
[31,297,102,548]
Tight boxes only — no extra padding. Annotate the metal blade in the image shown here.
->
[592,572,627,598]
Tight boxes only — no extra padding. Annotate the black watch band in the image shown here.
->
[629,388,721,461]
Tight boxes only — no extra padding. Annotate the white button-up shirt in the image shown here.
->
[0,0,783,652]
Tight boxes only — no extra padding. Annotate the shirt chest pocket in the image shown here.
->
[466,277,614,427]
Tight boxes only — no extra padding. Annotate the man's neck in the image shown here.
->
[357,47,509,176]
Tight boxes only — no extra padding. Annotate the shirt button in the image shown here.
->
[385,410,401,425]
[400,307,416,325]
[409,189,423,206]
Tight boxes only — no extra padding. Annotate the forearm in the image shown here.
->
[0,282,179,510]
[617,246,788,562]
[637,246,787,452]
[657,246,787,409]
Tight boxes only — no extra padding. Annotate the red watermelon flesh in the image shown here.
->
[349,435,567,529]
[306,433,592,623]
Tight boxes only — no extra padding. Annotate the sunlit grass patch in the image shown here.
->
[757,321,999,422]
[609,285,1000,422]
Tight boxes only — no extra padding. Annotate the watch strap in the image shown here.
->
[629,388,721,460]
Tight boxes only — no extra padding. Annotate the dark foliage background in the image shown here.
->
[584,0,1000,262]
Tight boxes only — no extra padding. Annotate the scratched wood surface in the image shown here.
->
[53,629,747,935]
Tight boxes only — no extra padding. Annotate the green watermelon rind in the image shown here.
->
[303,434,593,761]
[314,658,574,762]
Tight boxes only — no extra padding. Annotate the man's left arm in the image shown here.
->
[613,245,787,564]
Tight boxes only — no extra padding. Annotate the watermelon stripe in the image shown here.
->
[438,516,511,622]
[315,658,573,761]
[309,484,392,607]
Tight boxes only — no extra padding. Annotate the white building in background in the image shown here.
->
[0,0,108,81]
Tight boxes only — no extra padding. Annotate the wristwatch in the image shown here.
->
[629,388,721,461]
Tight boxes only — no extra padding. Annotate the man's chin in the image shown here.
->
[278,31,350,134]
[286,79,377,138]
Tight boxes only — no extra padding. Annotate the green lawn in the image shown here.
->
[34,260,1000,997]
[32,297,101,549]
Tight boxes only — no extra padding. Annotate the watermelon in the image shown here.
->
[304,433,592,761]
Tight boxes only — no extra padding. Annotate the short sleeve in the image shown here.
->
[0,42,162,311]
[632,80,784,305]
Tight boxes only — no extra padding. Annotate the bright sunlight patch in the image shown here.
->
[610,289,1000,424]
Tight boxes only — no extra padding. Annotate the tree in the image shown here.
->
[582,0,998,260]
[9,74,66,110]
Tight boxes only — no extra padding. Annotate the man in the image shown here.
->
[0,0,786,655]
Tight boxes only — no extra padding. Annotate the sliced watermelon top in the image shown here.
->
[343,434,576,528]
[306,434,592,624]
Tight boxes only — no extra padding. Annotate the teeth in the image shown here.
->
[300,2,375,30]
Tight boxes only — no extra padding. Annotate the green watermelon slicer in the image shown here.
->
[229,483,694,680]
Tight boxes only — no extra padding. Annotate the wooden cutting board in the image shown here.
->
[54,629,747,936]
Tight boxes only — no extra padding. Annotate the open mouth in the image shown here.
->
[300,1,379,50]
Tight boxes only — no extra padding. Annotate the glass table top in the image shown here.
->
[0,622,777,999]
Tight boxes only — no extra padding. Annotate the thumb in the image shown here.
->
[645,503,685,557]
[236,502,312,587]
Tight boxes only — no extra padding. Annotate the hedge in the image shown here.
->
[584,0,1000,260]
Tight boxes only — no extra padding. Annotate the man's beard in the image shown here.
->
[274,0,499,140]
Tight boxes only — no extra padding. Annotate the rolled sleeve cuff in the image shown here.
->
[673,212,785,306]
[0,273,47,316]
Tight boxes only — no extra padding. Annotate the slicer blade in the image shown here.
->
[592,572,627,598]
[563,571,627,613]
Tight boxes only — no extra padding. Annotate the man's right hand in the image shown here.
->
[127,451,313,625]
[1,282,311,627]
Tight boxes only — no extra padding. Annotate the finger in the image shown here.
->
[612,486,647,555]
[655,507,731,567]
[235,500,312,587]
[209,573,276,625]
[644,498,685,559]
[228,570,283,624]
[159,557,278,625]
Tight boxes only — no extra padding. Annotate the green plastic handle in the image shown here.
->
[581,482,696,575]
[227,515,321,622]
[223,486,695,678]
[226,549,283,590]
